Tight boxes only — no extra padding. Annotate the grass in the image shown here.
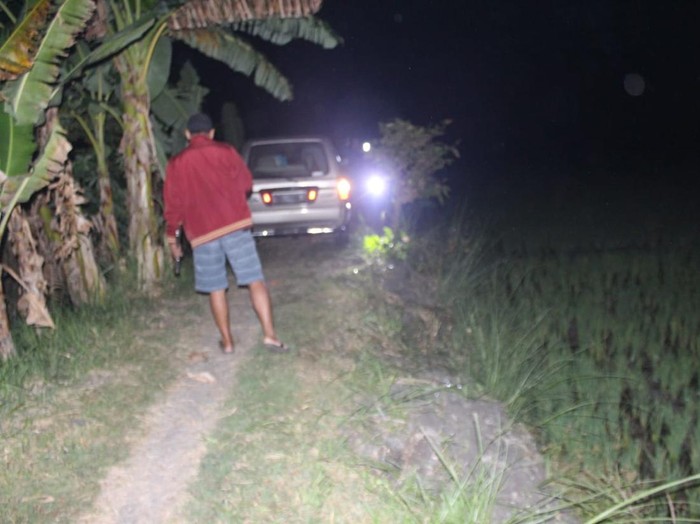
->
[12,201,698,522]
[184,351,394,522]
[424,195,700,520]
[0,268,190,523]
[182,245,556,523]
[184,272,420,523]
[422,424,506,524]
[6,239,493,523]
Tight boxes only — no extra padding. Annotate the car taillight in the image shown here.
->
[307,188,318,202]
[336,177,351,201]
[261,191,273,205]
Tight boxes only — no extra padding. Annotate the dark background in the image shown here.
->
[180,1,700,210]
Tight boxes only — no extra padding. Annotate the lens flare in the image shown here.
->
[366,175,387,196]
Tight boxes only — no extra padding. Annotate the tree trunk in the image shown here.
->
[7,208,54,328]
[0,278,16,360]
[95,161,120,263]
[23,109,106,306]
[30,192,66,298]
[93,113,121,266]
[115,50,164,293]
[51,166,107,305]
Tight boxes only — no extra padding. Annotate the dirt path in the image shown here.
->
[78,237,334,523]
[80,289,258,523]
[77,237,577,523]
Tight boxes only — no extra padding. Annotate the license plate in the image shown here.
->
[274,191,306,204]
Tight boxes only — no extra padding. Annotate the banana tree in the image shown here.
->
[100,0,338,291]
[151,60,209,167]
[0,0,95,358]
[0,0,153,357]
[65,60,123,265]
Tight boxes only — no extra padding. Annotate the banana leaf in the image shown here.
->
[172,27,292,100]
[168,0,322,31]
[151,60,206,129]
[0,0,52,81]
[146,35,172,100]
[0,118,71,206]
[60,17,156,84]
[231,17,340,49]
[151,60,208,172]
[2,0,96,125]
[0,110,36,178]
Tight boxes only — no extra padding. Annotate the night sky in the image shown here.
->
[190,1,700,192]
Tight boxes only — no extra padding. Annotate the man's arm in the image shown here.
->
[231,146,253,194]
[164,163,184,260]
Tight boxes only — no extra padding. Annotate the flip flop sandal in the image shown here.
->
[219,340,234,354]
[264,340,290,353]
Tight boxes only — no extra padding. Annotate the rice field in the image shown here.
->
[435,186,700,519]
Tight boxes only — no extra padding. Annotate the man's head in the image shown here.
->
[185,113,214,140]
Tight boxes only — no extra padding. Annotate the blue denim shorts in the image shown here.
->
[192,230,264,292]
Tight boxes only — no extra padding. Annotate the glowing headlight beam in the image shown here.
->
[366,175,387,197]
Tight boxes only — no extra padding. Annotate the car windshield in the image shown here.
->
[248,142,329,179]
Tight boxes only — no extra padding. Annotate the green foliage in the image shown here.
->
[145,36,172,99]
[434,210,700,519]
[2,0,95,125]
[362,226,409,265]
[171,26,293,100]
[60,17,156,84]
[374,118,458,227]
[0,271,183,522]
[231,16,341,48]
[0,111,71,238]
[151,60,209,166]
[0,0,147,241]
[0,0,93,226]
[0,0,52,80]
[0,110,34,177]
[583,473,700,523]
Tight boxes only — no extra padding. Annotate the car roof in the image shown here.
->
[244,136,331,146]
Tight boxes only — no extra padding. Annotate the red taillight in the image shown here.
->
[261,191,273,205]
[307,188,318,202]
[336,177,351,201]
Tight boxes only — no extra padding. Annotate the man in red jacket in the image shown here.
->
[164,113,288,354]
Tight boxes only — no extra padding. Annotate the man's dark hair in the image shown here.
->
[187,113,213,134]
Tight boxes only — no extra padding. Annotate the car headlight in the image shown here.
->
[366,174,387,197]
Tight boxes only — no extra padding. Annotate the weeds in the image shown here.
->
[185,336,417,523]
[427,209,700,520]
[424,421,506,524]
[5,201,698,522]
[0,269,187,523]
[362,226,410,266]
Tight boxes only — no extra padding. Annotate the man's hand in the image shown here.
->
[169,242,183,261]
[170,226,184,276]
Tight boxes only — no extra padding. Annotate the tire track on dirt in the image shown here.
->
[80,287,258,524]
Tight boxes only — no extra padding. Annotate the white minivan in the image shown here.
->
[242,137,352,238]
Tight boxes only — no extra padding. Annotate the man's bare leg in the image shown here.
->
[248,280,281,345]
[210,289,234,353]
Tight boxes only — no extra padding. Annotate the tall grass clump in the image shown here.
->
[425,205,700,520]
